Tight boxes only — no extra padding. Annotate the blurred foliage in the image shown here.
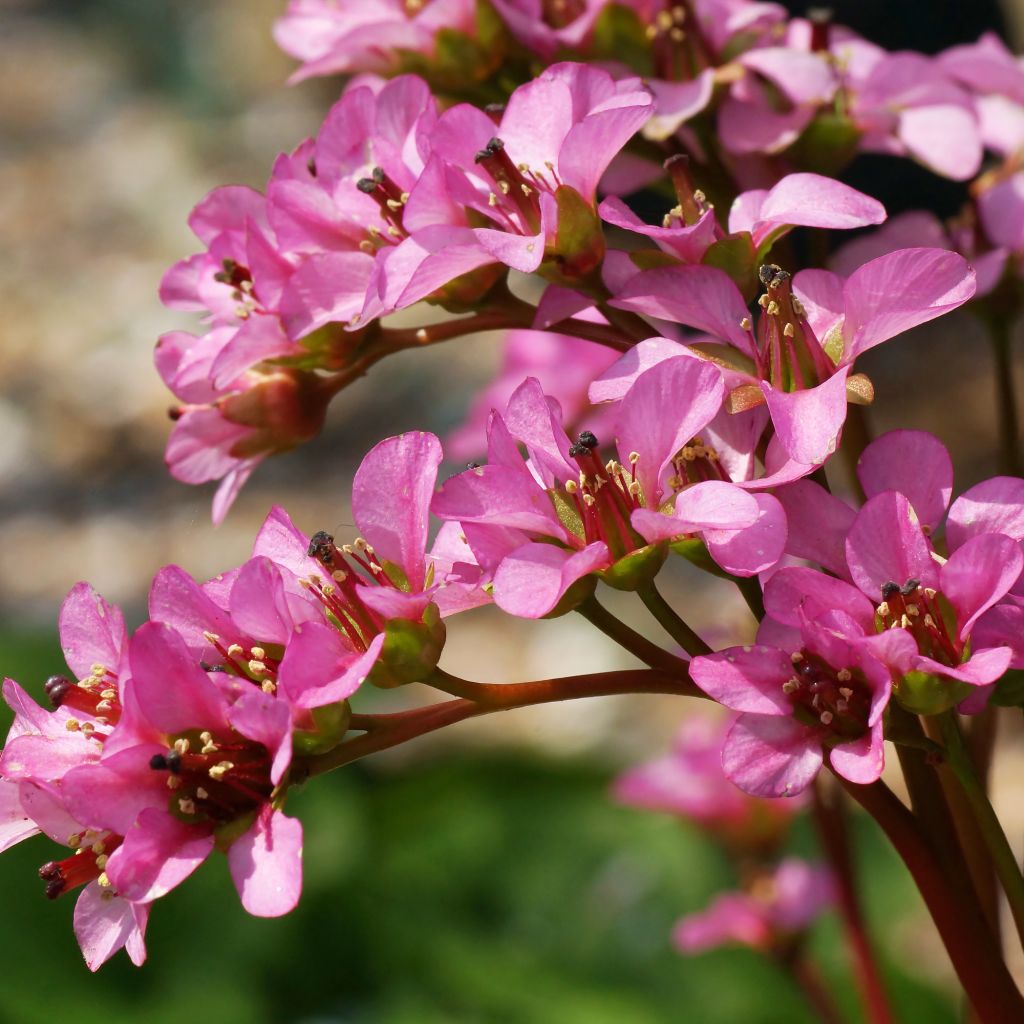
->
[0,632,956,1023]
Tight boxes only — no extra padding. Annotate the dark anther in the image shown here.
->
[466,461,481,470]
[44,675,73,709]
[577,431,599,450]
[484,103,505,116]
[38,861,62,881]
[663,153,690,173]
[307,530,336,566]
[200,661,228,673]
[474,137,505,163]
[758,263,790,289]
[306,157,317,177]
[168,406,183,421]
[356,177,378,194]
[149,750,181,773]
[881,581,901,599]
[900,578,921,596]
[44,879,64,900]
[371,166,384,183]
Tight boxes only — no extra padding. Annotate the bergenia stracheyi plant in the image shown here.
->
[6,3,1024,1021]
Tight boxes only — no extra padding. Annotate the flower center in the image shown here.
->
[782,650,871,740]
[560,431,646,559]
[356,166,409,244]
[149,733,273,824]
[302,530,400,651]
[877,579,961,667]
[756,264,835,391]
[474,137,561,236]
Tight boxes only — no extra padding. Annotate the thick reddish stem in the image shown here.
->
[811,778,894,1024]
[292,668,700,780]
[839,776,1024,1022]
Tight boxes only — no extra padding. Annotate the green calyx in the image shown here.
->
[368,603,447,688]
[599,541,668,591]
[293,701,353,756]
[894,670,972,716]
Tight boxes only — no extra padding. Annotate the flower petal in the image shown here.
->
[722,713,822,798]
[228,807,303,917]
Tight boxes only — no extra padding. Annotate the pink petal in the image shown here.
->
[353,431,442,590]
[228,807,303,917]
[843,248,976,359]
[278,623,384,709]
[773,479,855,577]
[16,780,78,843]
[492,541,608,618]
[940,533,1024,640]
[722,713,823,798]
[61,746,169,835]
[846,491,939,599]
[279,251,375,338]
[588,338,691,404]
[0,780,36,852]
[74,883,148,972]
[58,583,128,680]
[947,476,1024,550]
[129,622,230,735]
[704,493,787,577]
[747,174,886,249]
[760,368,850,466]
[611,266,756,359]
[857,430,953,531]
[689,647,793,715]
[914,647,1013,686]
[106,807,214,903]
[227,689,293,786]
[898,104,982,181]
[829,720,885,785]
[631,482,759,543]
[615,357,724,505]
[763,567,874,631]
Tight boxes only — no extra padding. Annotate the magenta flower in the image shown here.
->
[414,63,653,276]
[273,0,476,81]
[611,249,975,464]
[776,430,1024,709]
[673,859,835,954]
[690,571,916,796]
[613,710,802,847]
[433,361,781,617]
[600,169,884,265]
[60,621,302,918]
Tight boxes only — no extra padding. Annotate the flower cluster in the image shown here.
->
[6,3,1024,1017]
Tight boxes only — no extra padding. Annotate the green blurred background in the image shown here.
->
[1,1,1022,1019]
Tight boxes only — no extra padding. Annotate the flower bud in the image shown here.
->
[600,541,668,591]
[220,369,331,459]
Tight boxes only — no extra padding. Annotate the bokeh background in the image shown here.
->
[1,0,1023,1020]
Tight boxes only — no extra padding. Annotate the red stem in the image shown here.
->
[811,778,894,1024]
[839,776,1024,1022]
[292,668,700,780]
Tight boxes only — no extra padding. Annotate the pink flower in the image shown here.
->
[60,621,303,918]
[611,249,975,464]
[433,362,779,617]
[673,859,834,954]
[776,430,1024,711]
[404,63,652,283]
[273,0,477,81]
[600,166,885,265]
[690,574,916,796]
[613,710,801,847]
